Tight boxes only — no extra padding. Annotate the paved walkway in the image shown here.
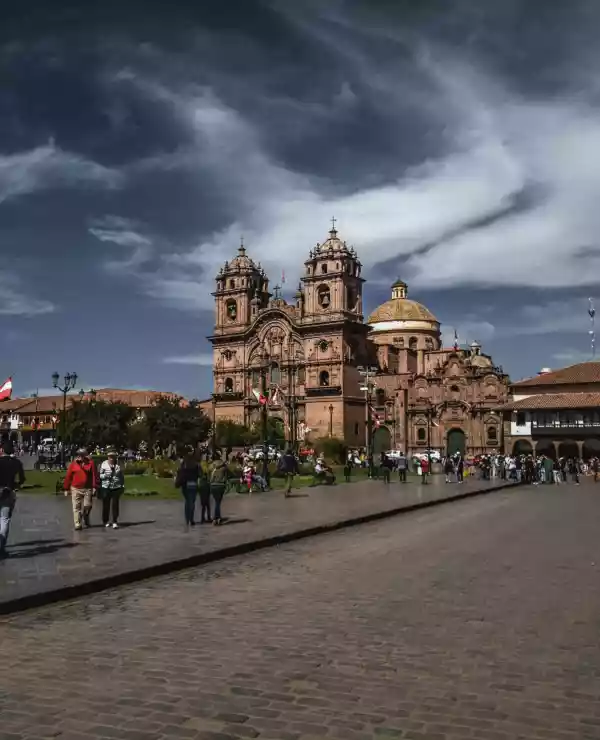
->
[2,487,600,740]
[0,476,513,613]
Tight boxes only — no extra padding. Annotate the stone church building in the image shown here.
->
[208,224,509,457]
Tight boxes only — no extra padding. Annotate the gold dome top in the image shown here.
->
[367,280,438,324]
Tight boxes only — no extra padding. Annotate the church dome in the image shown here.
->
[367,279,438,331]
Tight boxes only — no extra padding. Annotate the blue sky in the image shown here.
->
[2,0,600,400]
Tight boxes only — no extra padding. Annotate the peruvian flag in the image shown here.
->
[252,388,269,405]
[0,377,12,401]
[369,405,381,428]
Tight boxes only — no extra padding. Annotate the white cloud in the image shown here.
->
[0,274,55,317]
[552,350,597,365]
[0,141,122,204]
[163,353,213,366]
[89,215,153,271]
[109,12,600,312]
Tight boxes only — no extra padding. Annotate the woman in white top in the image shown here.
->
[99,449,125,529]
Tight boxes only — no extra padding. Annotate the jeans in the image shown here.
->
[0,499,15,553]
[553,470,561,484]
[101,488,123,524]
[199,486,211,521]
[398,468,407,482]
[182,483,197,524]
[210,484,225,520]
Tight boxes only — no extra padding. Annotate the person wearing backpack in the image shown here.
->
[277,448,299,497]
[175,447,202,527]
[209,454,229,525]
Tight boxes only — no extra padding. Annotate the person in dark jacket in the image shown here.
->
[175,448,202,526]
[277,448,299,496]
[209,454,229,525]
[0,442,25,558]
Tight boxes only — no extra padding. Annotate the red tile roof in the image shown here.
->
[0,388,178,415]
[506,392,600,410]
[512,362,600,387]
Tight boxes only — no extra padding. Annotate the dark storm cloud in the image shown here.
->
[2,0,600,396]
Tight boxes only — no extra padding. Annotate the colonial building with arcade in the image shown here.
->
[208,224,510,457]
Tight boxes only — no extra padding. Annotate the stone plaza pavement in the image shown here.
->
[2,487,600,740]
[0,476,513,613]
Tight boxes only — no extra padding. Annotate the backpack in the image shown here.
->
[210,463,228,484]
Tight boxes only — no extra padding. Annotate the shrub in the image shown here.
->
[123,462,148,476]
[312,437,346,464]
[149,459,177,478]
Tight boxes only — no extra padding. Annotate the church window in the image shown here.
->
[417,427,426,441]
[270,362,281,385]
[319,370,330,386]
[224,350,232,361]
[226,299,237,321]
[487,425,498,442]
[229,279,235,289]
[354,423,359,435]
[317,284,331,309]
[251,369,260,387]
[321,263,328,274]
[346,287,357,310]
[319,340,329,352]
[296,366,306,384]
[409,337,418,351]
[224,377,234,393]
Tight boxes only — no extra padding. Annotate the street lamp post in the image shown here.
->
[211,394,217,458]
[328,404,334,437]
[260,350,271,487]
[425,400,433,483]
[358,365,378,479]
[52,371,77,468]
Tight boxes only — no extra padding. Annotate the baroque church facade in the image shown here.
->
[208,224,509,456]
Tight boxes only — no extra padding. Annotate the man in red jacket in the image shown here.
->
[63,448,98,530]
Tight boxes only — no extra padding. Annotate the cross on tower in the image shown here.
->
[273,284,282,299]
[330,216,337,232]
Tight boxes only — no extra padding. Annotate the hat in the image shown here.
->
[77,447,88,456]
[106,447,117,457]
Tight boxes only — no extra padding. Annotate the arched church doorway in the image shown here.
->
[535,441,556,460]
[372,426,392,456]
[512,439,533,456]
[447,428,466,456]
[583,439,600,460]
[558,440,578,459]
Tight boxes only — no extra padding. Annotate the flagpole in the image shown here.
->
[589,298,596,360]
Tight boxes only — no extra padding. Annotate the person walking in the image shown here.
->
[0,442,25,559]
[209,454,229,526]
[63,448,98,530]
[175,447,201,527]
[278,448,299,496]
[397,452,408,483]
[420,455,430,484]
[444,455,455,483]
[99,448,125,529]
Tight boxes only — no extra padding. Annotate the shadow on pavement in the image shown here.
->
[5,542,78,560]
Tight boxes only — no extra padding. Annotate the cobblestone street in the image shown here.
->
[2,487,600,739]
[0,477,507,611]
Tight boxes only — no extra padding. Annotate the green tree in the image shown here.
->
[313,436,346,464]
[144,396,211,453]
[215,420,255,448]
[62,400,137,450]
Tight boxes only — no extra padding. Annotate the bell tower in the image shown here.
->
[301,219,364,323]
[213,240,269,334]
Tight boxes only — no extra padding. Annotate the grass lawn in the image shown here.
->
[21,464,412,498]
